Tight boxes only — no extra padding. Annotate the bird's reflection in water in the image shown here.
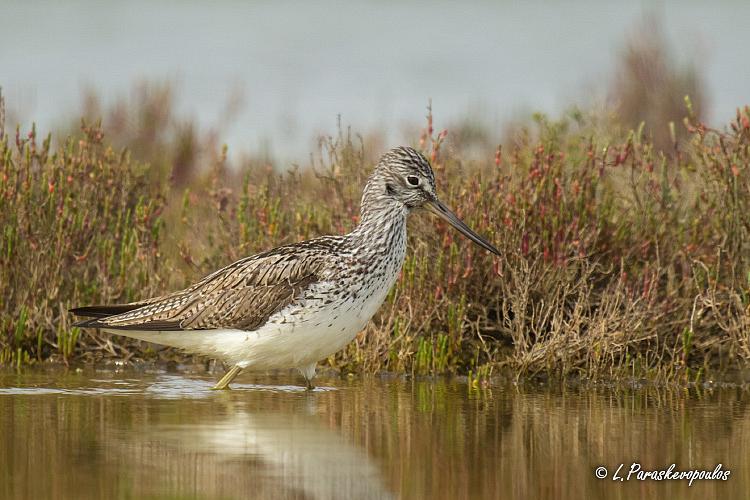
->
[127,375,394,499]
[3,369,750,499]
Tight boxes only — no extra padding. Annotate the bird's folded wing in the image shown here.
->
[71,248,324,331]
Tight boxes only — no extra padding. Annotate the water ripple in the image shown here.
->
[0,375,337,398]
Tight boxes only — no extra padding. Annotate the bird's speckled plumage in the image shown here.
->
[71,146,499,389]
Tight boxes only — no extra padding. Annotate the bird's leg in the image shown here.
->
[299,363,317,391]
[212,365,243,390]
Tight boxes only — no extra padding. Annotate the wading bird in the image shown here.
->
[71,147,499,390]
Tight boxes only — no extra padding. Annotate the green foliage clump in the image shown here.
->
[0,113,165,364]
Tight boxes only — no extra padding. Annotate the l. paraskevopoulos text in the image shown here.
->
[594,463,730,486]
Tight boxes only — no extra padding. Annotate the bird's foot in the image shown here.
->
[211,365,243,390]
[298,362,317,391]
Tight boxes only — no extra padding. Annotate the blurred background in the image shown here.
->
[2,0,748,162]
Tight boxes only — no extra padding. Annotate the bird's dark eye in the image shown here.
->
[406,175,420,187]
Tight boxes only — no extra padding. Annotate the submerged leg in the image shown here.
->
[298,363,317,391]
[212,365,243,390]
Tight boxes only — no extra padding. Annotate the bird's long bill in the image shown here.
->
[426,199,500,256]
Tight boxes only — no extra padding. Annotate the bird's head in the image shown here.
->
[363,146,500,255]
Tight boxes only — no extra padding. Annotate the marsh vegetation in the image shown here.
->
[2,89,749,384]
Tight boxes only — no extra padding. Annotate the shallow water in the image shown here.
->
[0,367,748,499]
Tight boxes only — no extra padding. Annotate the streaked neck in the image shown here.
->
[348,199,408,253]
